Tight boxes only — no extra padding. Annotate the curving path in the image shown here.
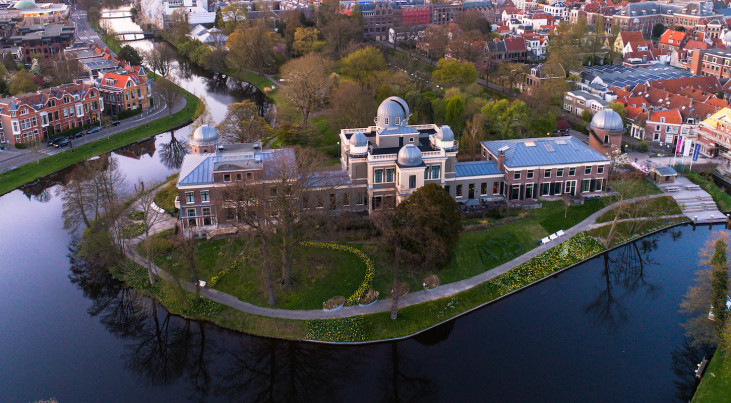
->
[126,191,723,321]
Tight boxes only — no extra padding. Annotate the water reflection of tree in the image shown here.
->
[585,239,661,331]
[671,337,714,402]
[214,339,354,402]
[158,130,188,170]
[379,343,437,403]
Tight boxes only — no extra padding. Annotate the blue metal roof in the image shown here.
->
[481,136,609,168]
[455,161,503,177]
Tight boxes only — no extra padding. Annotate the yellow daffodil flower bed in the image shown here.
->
[208,254,248,288]
[304,232,606,342]
[300,241,375,306]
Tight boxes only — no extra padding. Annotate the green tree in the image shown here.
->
[444,96,465,134]
[292,27,325,56]
[340,46,387,85]
[480,99,529,139]
[118,45,143,66]
[351,3,363,27]
[219,2,249,34]
[581,109,593,122]
[9,70,36,95]
[432,58,477,88]
[711,238,729,335]
[394,183,462,273]
[607,101,627,121]
[652,23,665,39]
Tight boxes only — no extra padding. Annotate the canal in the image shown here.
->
[0,12,721,403]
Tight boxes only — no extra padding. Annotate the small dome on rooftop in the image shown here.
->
[191,125,218,144]
[397,144,422,167]
[590,109,624,131]
[376,96,409,128]
[349,131,367,147]
[15,0,36,10]
[437,125,454,141]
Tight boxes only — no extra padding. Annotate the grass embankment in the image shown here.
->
[0,87,201,197]
[682,169,731,212]
[692,349,731,402]
[153,177,179,213]
[146,235,368,310]
[595,196,681,223]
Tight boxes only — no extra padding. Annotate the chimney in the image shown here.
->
[497,150,506,171]
[690,48,704,75]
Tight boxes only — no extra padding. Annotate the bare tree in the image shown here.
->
[216,101,273,144]
[226,21,277,76]
[159,131,188,170]
[156,76,182,117]
[146,42,176,78]
[134,180,168,285]
[280,54,333,124]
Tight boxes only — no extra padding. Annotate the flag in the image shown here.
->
[683,139,692,157]
[693,144,701,161]
[676,136,684,154]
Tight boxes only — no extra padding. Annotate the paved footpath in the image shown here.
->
[125,188,721,321]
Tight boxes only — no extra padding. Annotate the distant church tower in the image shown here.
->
[190,125,219,154]
[588,109,624,157]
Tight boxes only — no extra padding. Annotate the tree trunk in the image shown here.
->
[261,231,276,306]
[391,243,401,321]
[145,228,156,285]
[605,213,620,248]
[281,222,293,286]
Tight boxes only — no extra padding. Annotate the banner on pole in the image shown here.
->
[676,136,684,154]
[683,139,692,157]
[693,144,701,161]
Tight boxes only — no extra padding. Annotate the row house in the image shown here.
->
[563,90,609,117]
[0,82,101,146]
[613,31,644,54]
[612,2,720,37]
[644,109,683,143]
[542,1,569,20]
[9,23,74,65]
[430,1,462,25]
[361,2,402,41]
[697,107,731,158]
[521,63,564,94]
[689,47,731,81]
[658,29,689,53]
[97,72,151,116]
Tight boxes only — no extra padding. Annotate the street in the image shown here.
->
[71,10,113,55]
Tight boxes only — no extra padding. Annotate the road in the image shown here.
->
[71,10,114,55]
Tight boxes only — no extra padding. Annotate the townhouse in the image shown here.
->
[97,72,151,115]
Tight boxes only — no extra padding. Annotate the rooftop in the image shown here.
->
[482,136,609,168]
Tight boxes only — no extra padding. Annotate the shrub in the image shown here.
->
[154,182,179,213]
[129,210,145,220]
[638,141,649,153]
[117,108,142,120]
[14,142,29,149]
[121,222,145,238]
[145,237,174,256]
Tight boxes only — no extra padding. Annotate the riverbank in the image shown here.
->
[692,349,731,402]
[0,83,201,197]
[114,188,696,343]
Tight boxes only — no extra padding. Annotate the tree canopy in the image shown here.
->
[339,46,387,84]
[432,58,477,88]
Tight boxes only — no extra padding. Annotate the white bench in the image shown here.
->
[541,237,551,244]
[666,186,681,192]
[556,230,565,237]
[549,233,558,241]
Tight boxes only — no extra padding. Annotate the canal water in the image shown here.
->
[0,13,723,403]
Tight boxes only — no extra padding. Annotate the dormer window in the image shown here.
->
[395,117,400,125]
[385,117,389,125]
[660,117,666,123]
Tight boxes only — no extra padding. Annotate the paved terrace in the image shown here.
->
[126,181,727,321]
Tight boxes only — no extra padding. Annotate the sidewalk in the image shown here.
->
[126,193,700,321]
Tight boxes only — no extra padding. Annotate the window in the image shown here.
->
[223,174,231,182]
[552,182,562,195]
[187,208,196,217]
[481,183,487,195]
[544,169,551,178]
[456,184,463,197]
[32,117,37,127]
[185,192,194,203]
[384,117,389,125]
[527,170,534,179]
[565,180,577,194]
[356,193,365,205]
[556,168,564,177]
[236,173,242,181]
[514,171,521,180]
[582,179,591,192]
[493,182,499,194]
[604,135,609,144]
[343,193,350,206]
[374,169,383,183]
[246,172,252,179]
[395,117,400,125]
[597,165,604,174]
[409,175,416,189]
[317,197,324,208]
[541,182,550,196]
[585,166,592,175]
[329,193,336,210]
[201,191,209,202]
[202,207,211,216]
[431,165,440,179]
[386,168,395,182]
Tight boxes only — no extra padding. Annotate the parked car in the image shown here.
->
[54,137,71,148]
[111,120,121,126]
[86,126,102,134]
[72,131,84,139]
[47,137,65,147]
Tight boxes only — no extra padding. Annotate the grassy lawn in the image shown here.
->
[595,196,681,223]
[693,349,731,402]
[154,179,179,213]
[0,88,200,197]
[683,169,731,212]
[151,235,369,310]
[588,216,689,247]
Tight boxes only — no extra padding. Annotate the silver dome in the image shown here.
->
[191,125,219,144]
[437,125,454,141]
[349,131,367,147]
[397,144,423,167]
[591,109,624,131]
[376,96,409,127]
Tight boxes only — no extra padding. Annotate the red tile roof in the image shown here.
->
[660,29,686,46]
[683,39,709,50]
[648,109,682,124]
[620,31,644,44]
